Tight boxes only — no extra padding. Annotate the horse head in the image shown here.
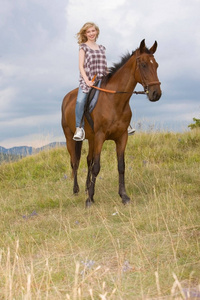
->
[135,39,162,102]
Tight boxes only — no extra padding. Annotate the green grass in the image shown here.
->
[0,130,200,299]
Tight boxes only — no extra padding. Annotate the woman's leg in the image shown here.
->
[73,87,88,141]
[75,87,88,128]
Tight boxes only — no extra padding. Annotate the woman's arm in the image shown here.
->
[79,48,93,87]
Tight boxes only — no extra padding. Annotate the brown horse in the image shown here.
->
[61,39,162,207]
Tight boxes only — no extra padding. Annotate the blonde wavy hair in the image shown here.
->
[76,22,100,45]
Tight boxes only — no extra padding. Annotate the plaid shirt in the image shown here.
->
[79,43,107,93]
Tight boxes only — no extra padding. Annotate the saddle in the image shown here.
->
[83,80,101,131]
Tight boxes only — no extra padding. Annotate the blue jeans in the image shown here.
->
[75,87,88,128]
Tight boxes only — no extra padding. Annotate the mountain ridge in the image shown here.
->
[0,142,66,156]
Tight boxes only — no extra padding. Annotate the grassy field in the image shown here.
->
[0,130,199,299]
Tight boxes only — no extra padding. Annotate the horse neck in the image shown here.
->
[109,54,138,95]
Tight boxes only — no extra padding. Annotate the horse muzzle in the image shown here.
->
[146,83,162,102]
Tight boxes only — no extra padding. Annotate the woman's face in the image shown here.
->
[85,26,97,42]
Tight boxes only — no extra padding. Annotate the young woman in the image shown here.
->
[73,22,135,141]
[73,22,107,141]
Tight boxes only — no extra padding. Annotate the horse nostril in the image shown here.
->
[151,90,161,101]
[153,91,158,99]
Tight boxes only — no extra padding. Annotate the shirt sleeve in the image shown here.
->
[99,45,106,51]
[79,43,87,52]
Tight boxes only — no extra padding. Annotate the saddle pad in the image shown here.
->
[88,80,101,113]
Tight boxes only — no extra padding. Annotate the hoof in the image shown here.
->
[85,198,94,208]
[122,195,130,205]
[73,186,79,194]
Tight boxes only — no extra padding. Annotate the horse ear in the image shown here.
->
[139,39,146,53]
[149,41,157,54]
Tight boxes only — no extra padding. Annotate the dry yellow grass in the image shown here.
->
[0,130,199,299]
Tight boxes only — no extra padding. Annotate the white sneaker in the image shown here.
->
[128,125,136,136]
[73,127,85,141]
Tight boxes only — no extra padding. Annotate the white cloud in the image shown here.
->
[1,112,60,128]
[0,87,18,113]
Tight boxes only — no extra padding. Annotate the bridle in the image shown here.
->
[136,53,161,94]
[91,52,161,95]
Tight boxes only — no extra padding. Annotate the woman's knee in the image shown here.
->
[77,88,87,103]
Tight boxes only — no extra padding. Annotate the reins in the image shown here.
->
[91,74,146,95]
[91,85,147,95]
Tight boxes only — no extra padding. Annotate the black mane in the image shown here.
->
[102,47,151,85]
[102,52,133,84]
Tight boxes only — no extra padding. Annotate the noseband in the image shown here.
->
[136,54,161,93]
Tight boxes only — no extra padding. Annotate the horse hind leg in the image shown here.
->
[67,139,83,194]
[86,138,104,207]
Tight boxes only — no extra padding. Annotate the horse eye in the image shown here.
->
[141,62,147,68]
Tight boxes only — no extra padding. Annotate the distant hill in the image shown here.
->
[0,142,66,157]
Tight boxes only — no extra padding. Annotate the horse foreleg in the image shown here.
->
[86,155,100,207]
[86,140,94,192]
[116,135,130,205]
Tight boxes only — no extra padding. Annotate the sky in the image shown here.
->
[0,0,200,148]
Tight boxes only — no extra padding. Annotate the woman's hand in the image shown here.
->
[86,80,94,87]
